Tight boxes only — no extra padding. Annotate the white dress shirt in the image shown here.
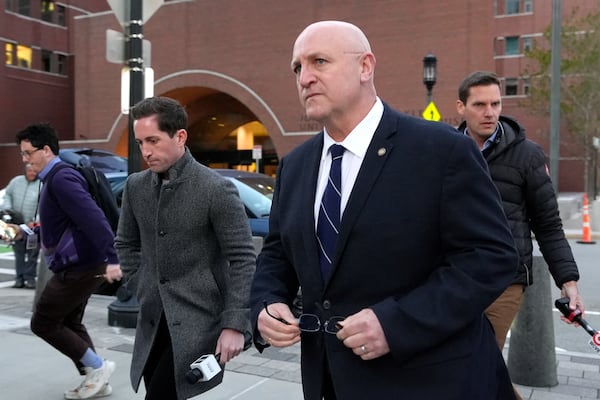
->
[314,97,384,228]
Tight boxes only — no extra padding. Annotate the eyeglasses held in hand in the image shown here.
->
[263,301,345,334]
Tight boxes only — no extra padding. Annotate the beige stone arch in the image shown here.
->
[113,69,285,174]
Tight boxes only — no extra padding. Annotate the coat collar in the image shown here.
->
[151,148,194,187]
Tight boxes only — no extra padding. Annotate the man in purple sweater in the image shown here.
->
[6,123,122,399]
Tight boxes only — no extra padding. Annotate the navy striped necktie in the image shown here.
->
[316,144,345,280]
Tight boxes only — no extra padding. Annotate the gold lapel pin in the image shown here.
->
[377,147,387,156]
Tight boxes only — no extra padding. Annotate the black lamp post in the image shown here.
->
[423,52,437,105]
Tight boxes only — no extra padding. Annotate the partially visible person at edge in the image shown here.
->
[115,96,256,400]
[0,123,123,400]
[249,20,519,400]
[457,70,584,400]
[2,163,41,289]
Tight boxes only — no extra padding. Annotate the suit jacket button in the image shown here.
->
[322,300,331,310]
[159,231,166,236]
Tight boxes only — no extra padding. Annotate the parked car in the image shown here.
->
[59,148,127,173]
[214,169,274,237]
[104,171,127,208]
[105,169,274,237]
[59,148,275,236]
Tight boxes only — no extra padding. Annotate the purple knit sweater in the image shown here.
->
[39,160,118,271]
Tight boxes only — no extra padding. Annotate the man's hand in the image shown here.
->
[336,308,390,360]
[104,264,123,283]
[257,302,300,347]
[560,281,585,326]
[215,329,244,364]
[0,222,22,242]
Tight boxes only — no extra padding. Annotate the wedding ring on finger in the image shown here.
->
[360,345,367,354]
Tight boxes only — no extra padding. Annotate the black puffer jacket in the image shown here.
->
[458,115,579,288]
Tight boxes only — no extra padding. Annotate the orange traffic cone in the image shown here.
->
[577,193,596,244]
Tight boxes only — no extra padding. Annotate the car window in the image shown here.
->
[225,177,272,218]
[105,174,126,207]
[234,176,275,200]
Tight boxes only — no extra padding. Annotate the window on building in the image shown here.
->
[524,0,533,12]
[5,43,15,65]
[41,49,52,72]
[17,44,32,68]
[505,78,518,96]
[505,36,520,55]
[56,4,66,26]
[41,0,55,23]
[56,53,67,75]
[523,37,533,53]
[17,0,30,16]
[506,0,520,14]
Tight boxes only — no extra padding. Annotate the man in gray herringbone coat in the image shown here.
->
[115,96,256,400]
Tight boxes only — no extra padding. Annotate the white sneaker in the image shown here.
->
[75,360,116,399]
[64,383,112,399]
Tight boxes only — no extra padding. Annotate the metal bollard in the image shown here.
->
[507,256,558,387]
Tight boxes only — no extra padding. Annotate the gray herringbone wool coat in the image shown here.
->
[115,151,256,399]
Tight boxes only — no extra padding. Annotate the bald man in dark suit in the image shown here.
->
[250,20,518,400]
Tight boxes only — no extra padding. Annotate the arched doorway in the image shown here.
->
[116,86,279,176]
[173,89,277,175]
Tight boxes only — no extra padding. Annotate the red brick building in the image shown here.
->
[2,0,598,190]
[1,0,108,181]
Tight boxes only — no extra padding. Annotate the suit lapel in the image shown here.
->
[328,110,396,284]
[300,134,325,283]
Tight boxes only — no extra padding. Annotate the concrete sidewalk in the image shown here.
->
[2,287,600,399]
[0,288,303,400]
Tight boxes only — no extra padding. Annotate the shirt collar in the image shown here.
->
[465,122,502,151]
[321,97,384,160]
[38,157,61,181]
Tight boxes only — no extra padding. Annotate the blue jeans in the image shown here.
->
[12,238,40,282]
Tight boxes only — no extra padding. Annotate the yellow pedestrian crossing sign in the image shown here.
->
[422,101,441,121]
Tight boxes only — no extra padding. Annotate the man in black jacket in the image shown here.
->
[456,71,585,399]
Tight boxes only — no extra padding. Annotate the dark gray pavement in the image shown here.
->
[4,275,600,400]
[1,194,600,399]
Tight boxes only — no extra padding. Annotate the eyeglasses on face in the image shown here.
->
[20,148,42,158]
[263,301,345,334]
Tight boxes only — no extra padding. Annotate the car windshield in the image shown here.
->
[224,176,273,218]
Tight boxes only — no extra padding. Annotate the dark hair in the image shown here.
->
[130,96,188,138]
[16,123,60,155]
[458,71,501,104]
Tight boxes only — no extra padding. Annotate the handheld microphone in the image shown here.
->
[185,354,221,384]
[555,297,600,353]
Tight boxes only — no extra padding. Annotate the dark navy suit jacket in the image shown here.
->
[251,105,518,399]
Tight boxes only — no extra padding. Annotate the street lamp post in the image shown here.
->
[126,0,144,174]
[422,52,437,105]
